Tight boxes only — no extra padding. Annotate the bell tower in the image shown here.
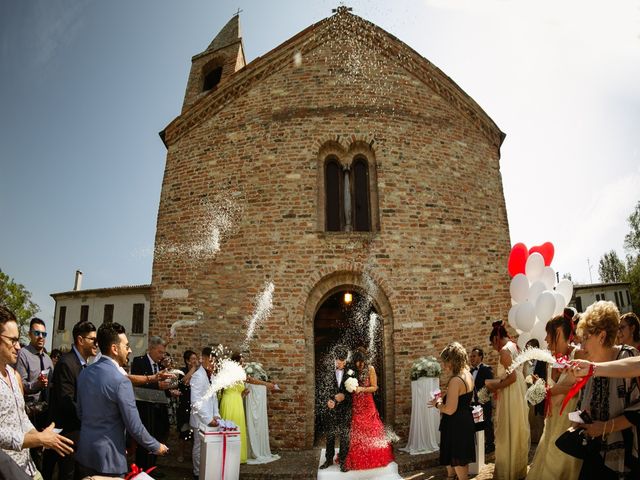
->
[181,13,246,112]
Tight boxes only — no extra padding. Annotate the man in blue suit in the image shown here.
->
[76,322,168,478]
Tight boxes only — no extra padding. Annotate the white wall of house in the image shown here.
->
[51,288,151,357]
[572,283,633,314]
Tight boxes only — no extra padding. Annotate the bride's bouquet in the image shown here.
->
[476,386,491,404]
[525,378,547,406]
[345,377,359,393]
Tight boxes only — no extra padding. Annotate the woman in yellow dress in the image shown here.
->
[219,353,249,463]
[527,310,583,479]
[485,321,530,480]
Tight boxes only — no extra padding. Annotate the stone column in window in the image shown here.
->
[343,165,352,232]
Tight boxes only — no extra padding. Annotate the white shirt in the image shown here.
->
[146,353,159,374]
[105,355,128,376]
[190,366,220,429]
[335,369,344,387]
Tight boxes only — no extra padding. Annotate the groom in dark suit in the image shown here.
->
[319,346,353,472]
[470,347,495,452]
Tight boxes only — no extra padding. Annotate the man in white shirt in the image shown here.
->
[190,346,220,480]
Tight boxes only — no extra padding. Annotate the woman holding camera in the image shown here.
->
[571,301,639,479]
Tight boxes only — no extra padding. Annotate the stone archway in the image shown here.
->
[302,270,394,448]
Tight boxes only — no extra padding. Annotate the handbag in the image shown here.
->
[555,427,597,459]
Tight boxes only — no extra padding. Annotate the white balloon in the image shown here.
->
[508,305,519,331]
[535,291,556,323]
[525,252,545,282]
[517,331,532,350]
[510,274,530,304]
[553,292,566,316]
[528,281,546,304]
[541,266,556,290]
[515,301,536,332]
[530,318,548,348]
[556,279,574,305]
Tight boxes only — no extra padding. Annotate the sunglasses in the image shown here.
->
[31,330,48,338]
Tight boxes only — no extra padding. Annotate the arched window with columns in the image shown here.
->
[324,158,343,231]
[352,156,371,232]
[319,142,378,233]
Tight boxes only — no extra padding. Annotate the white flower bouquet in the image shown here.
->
[525,378,547,406]
[244,362,269,382]
[410,356,441,380]
[477,386,491,404]
[345,377,359,393]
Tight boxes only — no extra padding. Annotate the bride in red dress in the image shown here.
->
[344,347,394,471]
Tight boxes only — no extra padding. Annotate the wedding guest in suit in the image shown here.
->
[319,346,353,472]
[75,322,168,478]
[130,336,173,471]
[469,347,494,452]
[42,320,97,480]
[190,346,220,480]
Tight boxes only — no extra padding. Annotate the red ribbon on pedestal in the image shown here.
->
[559,363,594,415]
[221,432,227,480]
[125,464,156,480]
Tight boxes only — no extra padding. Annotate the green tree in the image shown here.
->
[624,201,640,253]
[626,256,640,315]
[0,268,40,339]
[599,250,627,283]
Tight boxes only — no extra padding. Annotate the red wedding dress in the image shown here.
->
[344,373,394,470]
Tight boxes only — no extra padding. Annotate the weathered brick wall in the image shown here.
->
[151,13,511,449]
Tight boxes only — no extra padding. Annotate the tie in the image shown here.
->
[152,363,158,375]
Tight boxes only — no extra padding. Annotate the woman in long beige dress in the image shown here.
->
[485,321,530,480]
[527,310,583,480]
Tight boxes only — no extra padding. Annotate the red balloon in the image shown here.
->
[529,242,555,266]
[508,243,529,277]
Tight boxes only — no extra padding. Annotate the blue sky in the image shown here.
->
[1,0,639,348]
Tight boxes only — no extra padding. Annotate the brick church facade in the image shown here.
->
[150,9,512,449]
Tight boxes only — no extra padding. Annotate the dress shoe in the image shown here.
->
[319,460,332,469]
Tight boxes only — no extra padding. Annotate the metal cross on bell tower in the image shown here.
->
[332,4,353,14]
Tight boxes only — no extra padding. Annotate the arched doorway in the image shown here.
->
[313,288,385,444]
[301,270,394,448]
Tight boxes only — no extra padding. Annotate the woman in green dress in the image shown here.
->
[219,352,250,463]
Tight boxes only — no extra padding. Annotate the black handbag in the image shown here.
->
[555,428,598,459]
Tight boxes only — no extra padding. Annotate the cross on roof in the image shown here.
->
[234,8,243,16]
[332,5,353,14]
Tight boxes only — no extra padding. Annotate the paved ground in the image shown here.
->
[150,438,539,479]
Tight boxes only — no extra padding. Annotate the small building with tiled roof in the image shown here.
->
[51,281,151,357]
